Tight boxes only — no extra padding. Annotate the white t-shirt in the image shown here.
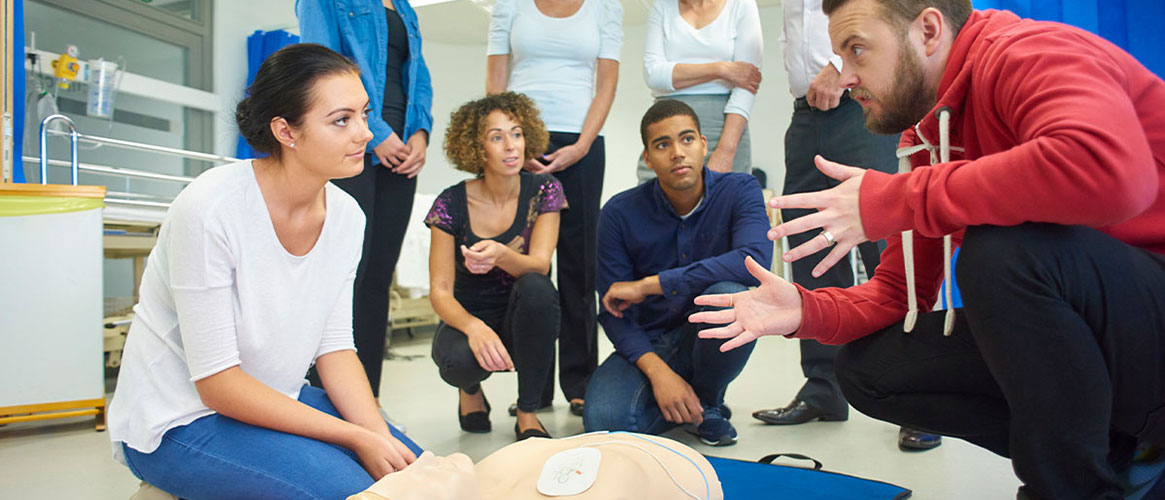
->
[643,0,764,119]
[781,0,844,98]
[107,161,365,463]
[488,0,624,133]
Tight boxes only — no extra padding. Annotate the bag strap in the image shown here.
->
[757,453,823,470]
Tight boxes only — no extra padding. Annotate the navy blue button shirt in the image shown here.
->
[597,168,773,363]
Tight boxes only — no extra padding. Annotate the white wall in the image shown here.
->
[211,2,795,201]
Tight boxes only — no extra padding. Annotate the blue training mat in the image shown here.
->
[707,454,912,499]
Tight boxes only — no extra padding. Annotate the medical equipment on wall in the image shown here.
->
[29,35,126,131]
[50,44,80,89]
[86,58,120,119]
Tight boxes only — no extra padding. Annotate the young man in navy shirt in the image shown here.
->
[582,100,772,446]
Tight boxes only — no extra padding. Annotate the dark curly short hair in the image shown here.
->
[443,92,549,176]
[640,99,701,148]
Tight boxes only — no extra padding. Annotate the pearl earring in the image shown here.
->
[289,142,296,148]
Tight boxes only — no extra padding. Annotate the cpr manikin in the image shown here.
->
[348,432,724,500]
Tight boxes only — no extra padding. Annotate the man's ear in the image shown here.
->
[917,7,946,57]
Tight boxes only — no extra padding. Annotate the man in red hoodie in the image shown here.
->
[690,0,1165,498]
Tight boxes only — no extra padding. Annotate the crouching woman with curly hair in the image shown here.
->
[426,92,566,441]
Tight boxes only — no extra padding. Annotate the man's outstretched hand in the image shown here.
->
[688,256,804,352]
[768,155,868,277]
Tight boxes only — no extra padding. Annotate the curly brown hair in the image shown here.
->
[443,92,549,176]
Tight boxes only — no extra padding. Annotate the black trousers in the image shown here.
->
[547,132,604,403]
[837,224,1165,499]
[430,273,561,412]
[329,155,416,397]
[782,94,899,414]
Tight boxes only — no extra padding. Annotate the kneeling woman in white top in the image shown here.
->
[107,43,421,499]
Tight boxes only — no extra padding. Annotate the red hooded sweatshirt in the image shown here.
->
[795,9,1165,345]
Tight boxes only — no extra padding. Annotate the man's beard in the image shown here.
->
[855,43,934,135]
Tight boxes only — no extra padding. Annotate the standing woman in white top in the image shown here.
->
[639,0,763,183]
[106,44,421,499]
[486,0,623,416]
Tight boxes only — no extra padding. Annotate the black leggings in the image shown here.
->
[430,273,560,412]
[837,223,1165,500]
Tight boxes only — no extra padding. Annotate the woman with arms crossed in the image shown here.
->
[107,44,420,499]
[639,0,763,182]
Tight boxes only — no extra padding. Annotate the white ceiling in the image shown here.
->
[414,0,782,45]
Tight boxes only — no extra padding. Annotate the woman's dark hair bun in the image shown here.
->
[234,96,277,155]
[234,43,360,159]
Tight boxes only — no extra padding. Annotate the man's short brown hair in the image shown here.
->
[823,0,973,36]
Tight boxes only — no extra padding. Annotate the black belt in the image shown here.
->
[795,90,851,112]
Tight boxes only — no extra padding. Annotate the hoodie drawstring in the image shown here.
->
[937,108,956,336]
[895,108,958,336]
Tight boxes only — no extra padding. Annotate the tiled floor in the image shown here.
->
[0,328,1021,498]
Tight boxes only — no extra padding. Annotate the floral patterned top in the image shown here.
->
[425,172,568,313]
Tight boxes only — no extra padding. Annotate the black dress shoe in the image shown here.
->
[515,420,551,441]
[898,427,942,451]
[459,393,491,433]
[752,400,847,425]
[569,400,585,416]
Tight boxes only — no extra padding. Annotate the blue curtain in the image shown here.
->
[235,29,299,160]
[972,0,1165,77]
[12,0,25,182]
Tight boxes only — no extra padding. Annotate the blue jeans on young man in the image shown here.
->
[122,385,422,500]
[583,281,755,433]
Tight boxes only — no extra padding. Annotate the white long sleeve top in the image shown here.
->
[642,0,764,119]
[780,0,843,98]
[488,0,624,133]
[107,161,365,463]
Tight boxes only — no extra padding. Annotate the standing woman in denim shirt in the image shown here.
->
[486,0,623,418]
[297,0,434,398]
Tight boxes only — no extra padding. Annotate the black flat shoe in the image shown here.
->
[752,399,847,425]
[569,400,585,417]
[459,393,491,433]
[515,420,551,441]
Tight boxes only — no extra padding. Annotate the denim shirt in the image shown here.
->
[596,169,773,363]
[297,0,435,163]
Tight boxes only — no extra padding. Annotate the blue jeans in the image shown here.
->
[583,281,756,433]
[122,386,423,500]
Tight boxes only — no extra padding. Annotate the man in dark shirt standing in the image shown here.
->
[582,100,772,446]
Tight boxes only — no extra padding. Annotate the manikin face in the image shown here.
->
[829,0,935,134]
[642,114,707,194]
[290,72,374,179]
[480,110,525,178]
